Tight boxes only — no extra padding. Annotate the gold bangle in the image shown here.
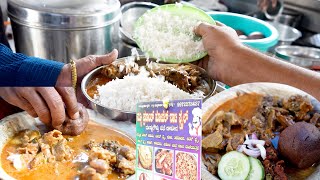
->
[70,59,77,90]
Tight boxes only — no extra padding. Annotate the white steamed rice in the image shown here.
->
[94,76,193,112]
[134,6,205,61]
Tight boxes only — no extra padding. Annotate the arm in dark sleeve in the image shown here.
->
[0,43,64,86]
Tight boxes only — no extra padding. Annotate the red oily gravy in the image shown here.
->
[1,122,135,180]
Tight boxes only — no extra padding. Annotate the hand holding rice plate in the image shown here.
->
[134,4,215,63]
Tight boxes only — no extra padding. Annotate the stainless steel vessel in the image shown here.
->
[275,45,320,70]
[118,2,157,58]
[8,0,121,63]
[268,22,301,46]
[81,56,217,121]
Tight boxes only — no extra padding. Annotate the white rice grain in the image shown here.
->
[95,76,192,112]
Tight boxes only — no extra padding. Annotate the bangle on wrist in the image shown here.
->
[70,59,77,90]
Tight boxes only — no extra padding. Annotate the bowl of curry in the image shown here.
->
[0,110,136,180]
[201,83,320,180]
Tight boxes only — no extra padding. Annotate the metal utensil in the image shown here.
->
[118,2,157,58]
[8,0,121,62]
[275,45,320,69]
[81,56,217,122]
[308,34,320,48]
[268,22,302,45]
[120,2,158,45]
[273,9,302,28]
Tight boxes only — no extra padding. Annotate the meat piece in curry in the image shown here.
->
[95,61,210,96]
[263,141,287,180]
[156,65,203,93]
[101,61,140,79]
[4,127,136,180]
[202,95,319,178]
[80,140,135,179]
[6,130,73,171]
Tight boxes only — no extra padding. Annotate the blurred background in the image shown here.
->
[0,0,319,69]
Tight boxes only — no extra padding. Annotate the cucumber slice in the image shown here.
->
[246,157,265,180]
[218,151,250,180]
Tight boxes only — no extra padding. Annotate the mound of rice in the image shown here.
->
[134,5,205,61]
[95,76,193,112]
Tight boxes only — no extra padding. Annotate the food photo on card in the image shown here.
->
[136,99,202,180]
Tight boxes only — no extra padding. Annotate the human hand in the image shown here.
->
[0,87,80,129]
[56,50,118,107]
[257,0,278,12]
[194,22,242,80]
[56,49,118,87]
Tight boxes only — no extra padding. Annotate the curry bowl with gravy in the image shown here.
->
[0,110,136,180]
[201,83,320,180]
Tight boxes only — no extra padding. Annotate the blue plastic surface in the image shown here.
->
[207,12,279,52]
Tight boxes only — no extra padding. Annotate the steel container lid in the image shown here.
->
[8,0,121,29]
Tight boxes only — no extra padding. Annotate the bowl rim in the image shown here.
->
[81,55,217,115]
[267,21,302,42]
[207,11,279,44]
[81,65,138,114]
[275,45,320,61]
[120,1,159,45]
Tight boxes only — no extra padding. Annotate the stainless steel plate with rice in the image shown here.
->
[81,56,216,121]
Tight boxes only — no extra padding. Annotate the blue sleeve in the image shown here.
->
[0,44,65,86]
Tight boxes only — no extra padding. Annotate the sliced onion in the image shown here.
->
[246,144,259,151]
[257,144,267,160]
[243,147,261,158]
[237,145,245,153]
[237,133,267,159]
[253,140,265,146]
[244,139,265,146]
[251,133,258,140]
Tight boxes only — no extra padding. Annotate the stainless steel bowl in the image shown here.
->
[81,56,217,122]
[268,22,302,45]
[275,45,320,69]
[120,2,158,45]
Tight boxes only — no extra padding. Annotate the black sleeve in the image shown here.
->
[0,6,10,49]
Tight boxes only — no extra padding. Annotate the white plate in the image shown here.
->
[202,82,320,180]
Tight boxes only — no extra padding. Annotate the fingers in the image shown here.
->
[215,21,226,27]
[56,87,79,120]
[194,22,214,36]
[96,49,118,66]
[0,88,37,117]
[19,97,37,117]
[194,22,226,37]
[257,0,269,11]
[257,0,264,9]
[76,49,118,78]
[18,88,52,126]
[271,0,277,7]
[36,87,65,127]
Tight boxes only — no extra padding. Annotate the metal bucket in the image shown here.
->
[8,0,121,63]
